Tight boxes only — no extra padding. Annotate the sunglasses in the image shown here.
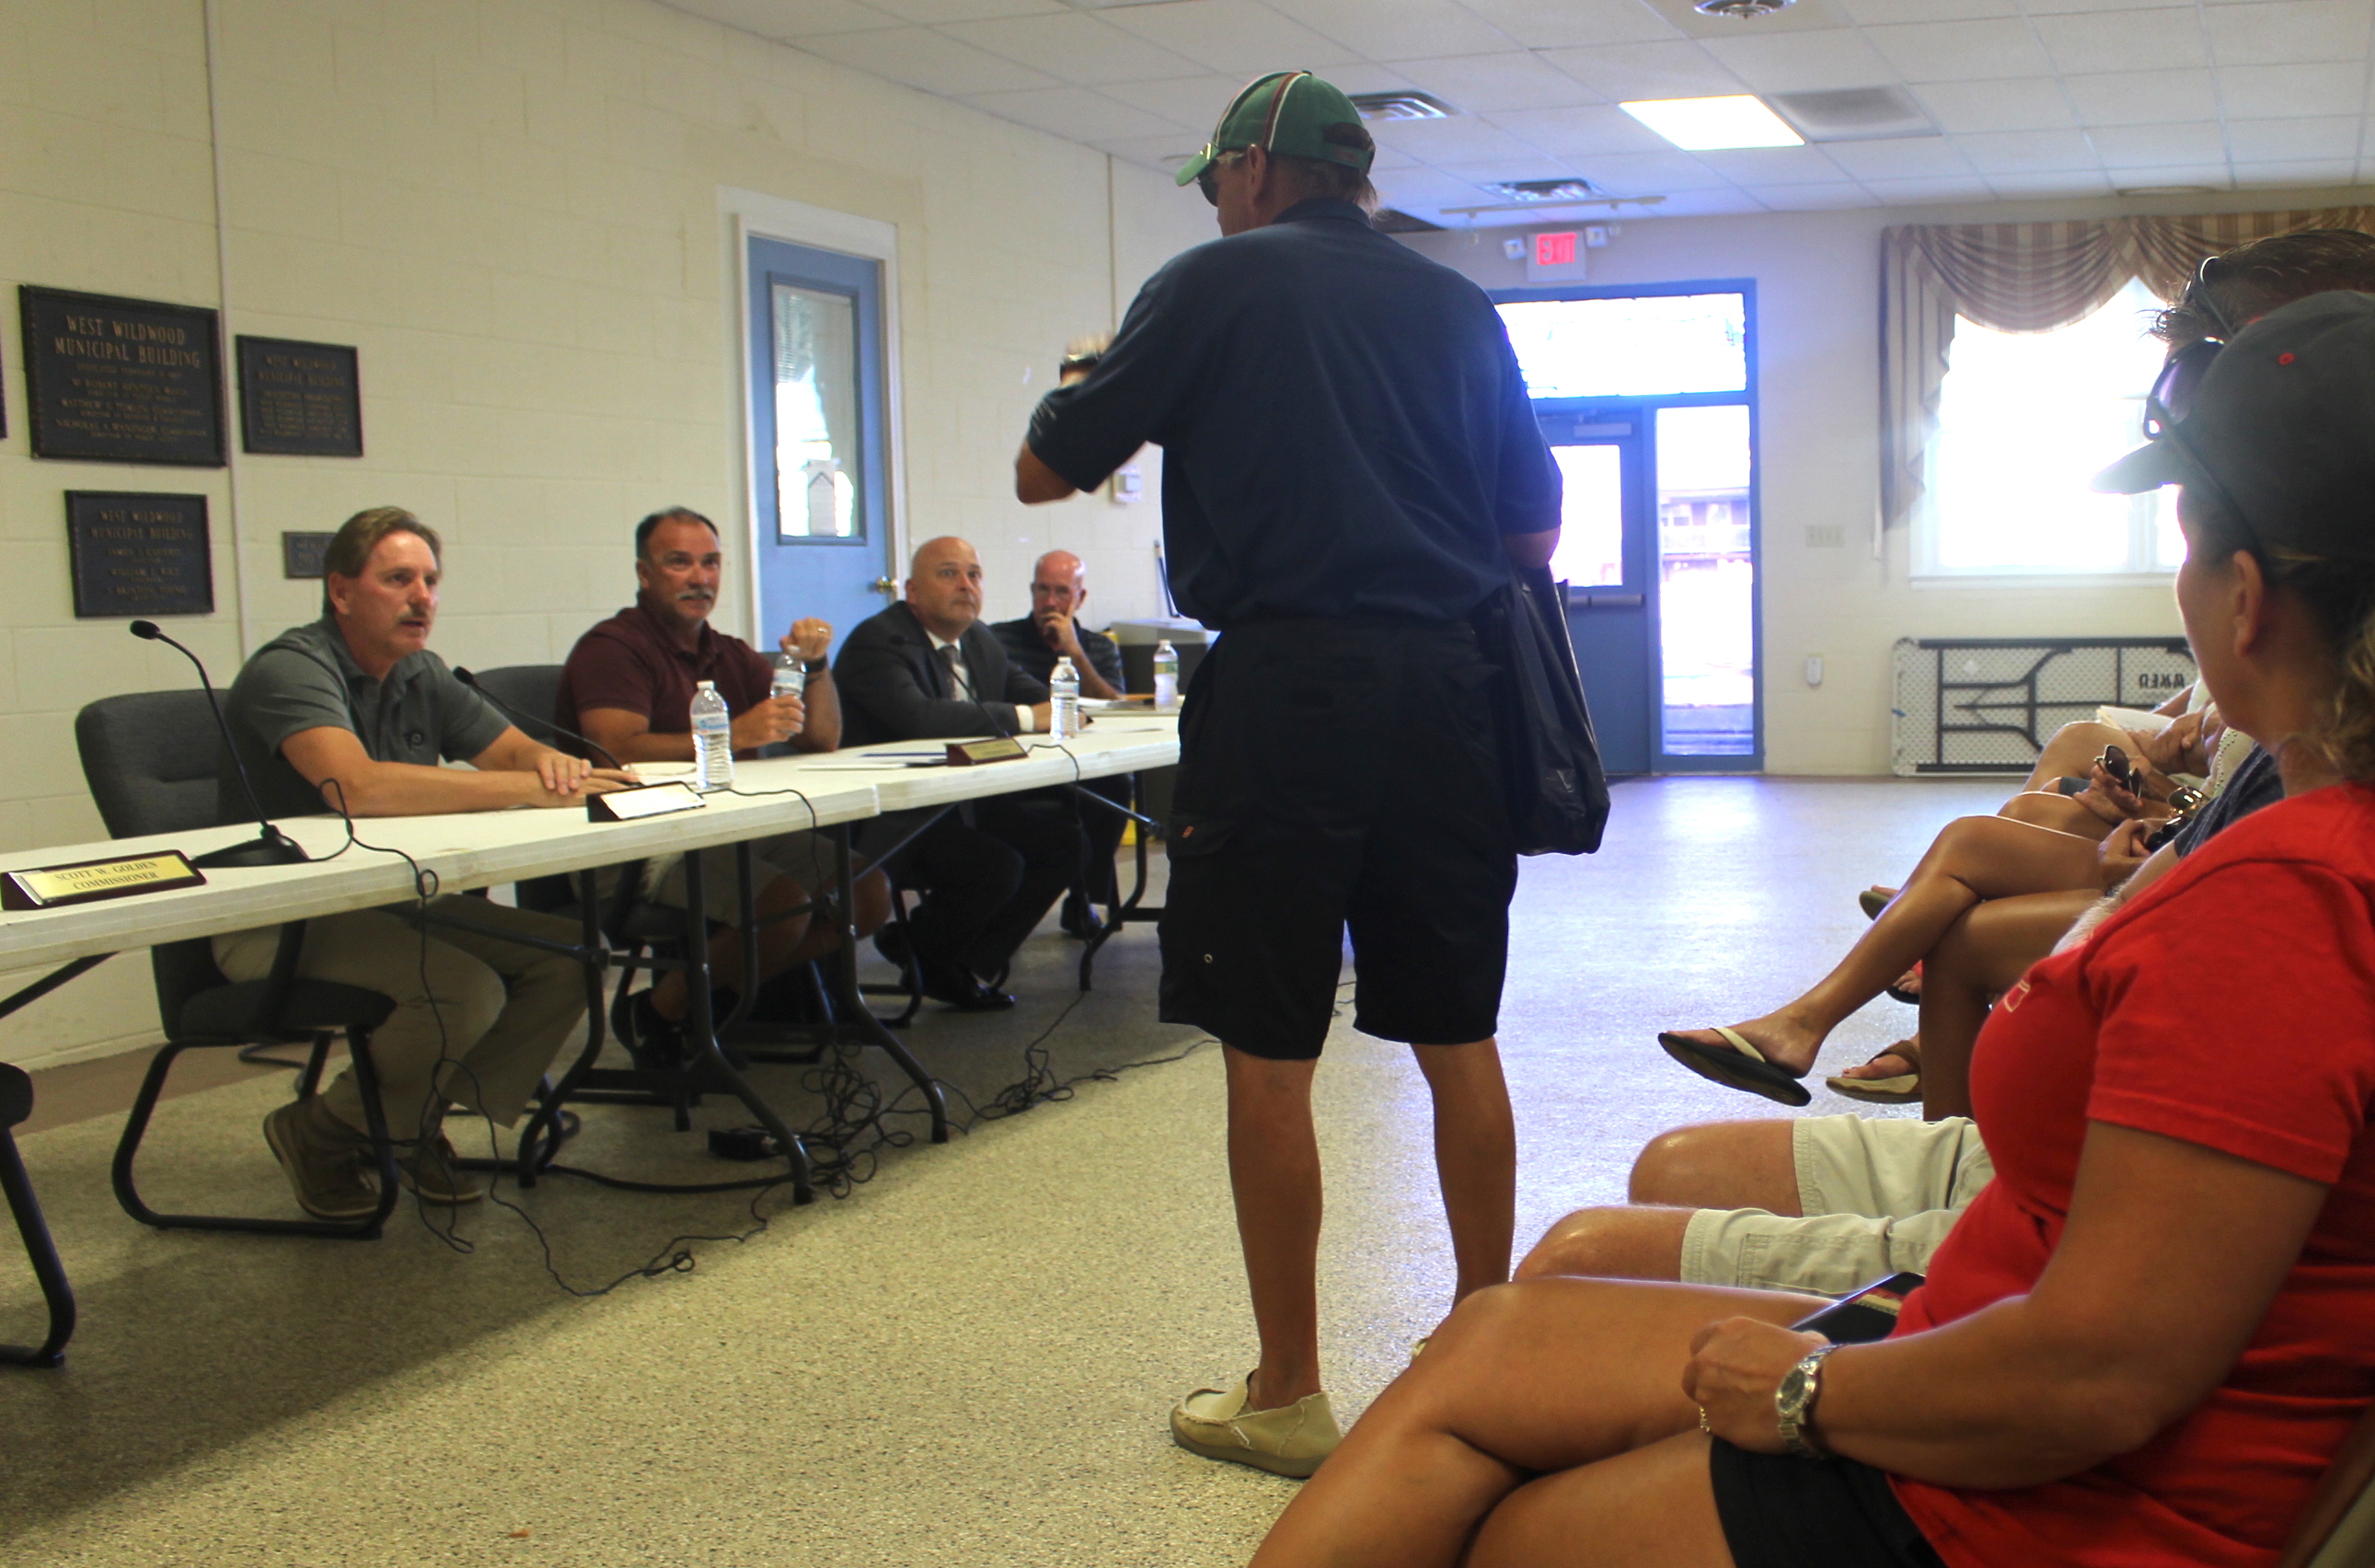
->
[1194,148,1248,206]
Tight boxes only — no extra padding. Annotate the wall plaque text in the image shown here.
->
[236,336,362,456]
[67,492,213,618]
[20,287,225,466]
[282,531,334,579]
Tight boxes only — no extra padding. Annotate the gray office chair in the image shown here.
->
[75,692,403,1239]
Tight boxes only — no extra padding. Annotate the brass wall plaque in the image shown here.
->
[282,530,334,579]
[67,492,213,618]
[236,336,362,456]
[0,850,204,911]
[20,287,225,466]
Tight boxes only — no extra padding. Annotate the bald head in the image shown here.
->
[1031,550,1089,621]
[906,536,984,640]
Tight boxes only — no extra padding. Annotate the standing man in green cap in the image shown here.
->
[1014,71,1563,1476]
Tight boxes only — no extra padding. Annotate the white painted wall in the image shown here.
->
[0,0,1213,1067]
[1401,183,2375,777]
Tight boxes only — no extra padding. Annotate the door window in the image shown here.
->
[770,282,861,540]
[1657,404,1754,757]
[1549,444,1626,587]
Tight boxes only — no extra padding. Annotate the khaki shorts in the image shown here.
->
[1678,1114,1994,1298]
[594,831,844,927]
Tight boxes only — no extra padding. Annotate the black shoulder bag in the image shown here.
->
[1472,563,1611,856]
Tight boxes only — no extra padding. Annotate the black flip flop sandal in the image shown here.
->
[1658,1027,1812,1107]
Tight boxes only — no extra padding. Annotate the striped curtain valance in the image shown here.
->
[1879,207,2375,529]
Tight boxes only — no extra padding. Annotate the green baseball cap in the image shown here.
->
[1173,71,1375,188]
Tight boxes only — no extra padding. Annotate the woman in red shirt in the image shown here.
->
[1245,291,2375,1568]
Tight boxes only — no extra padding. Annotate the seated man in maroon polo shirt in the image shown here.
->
[558,505,890,1052]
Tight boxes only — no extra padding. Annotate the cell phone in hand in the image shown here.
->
[1790,1273,1924,1345]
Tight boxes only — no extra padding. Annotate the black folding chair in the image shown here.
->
[0,1063,73,1366]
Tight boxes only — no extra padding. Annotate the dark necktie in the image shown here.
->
[938,642,970,698]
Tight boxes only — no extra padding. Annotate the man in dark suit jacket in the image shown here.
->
[835,536,1084,1009]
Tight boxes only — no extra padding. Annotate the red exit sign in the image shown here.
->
[1534,231,1578,267]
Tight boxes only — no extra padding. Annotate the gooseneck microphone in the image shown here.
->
[127,619,311,869]
[451,667,626,770]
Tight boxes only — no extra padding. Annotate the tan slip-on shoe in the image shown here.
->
[263,1098,380,1221]
[1170,1375,1342,1479]
[398,1129,488,1205]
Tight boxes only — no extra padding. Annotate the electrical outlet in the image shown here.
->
[1804,655,1825,687]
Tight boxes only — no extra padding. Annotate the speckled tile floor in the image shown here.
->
[0,777,2003,1566]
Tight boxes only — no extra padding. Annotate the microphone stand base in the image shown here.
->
[192,834,311,870]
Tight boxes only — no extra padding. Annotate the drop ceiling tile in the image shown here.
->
[1089,133,1205,170]
[2025,0,2193,11]
[867,0,1060,19]
[1955,128,2104,172]
[2061,69,2219,126]
[1262,0,1519,59]
[1985,168,2116,196]
[1452,0,1687,50]
[2219,62,2369,118]
[2103,164,2233,190]
[938,13,1208,85]
[1562,148,1735,190]
[674,0,902,40]
[1862,19,2055,82]
[1099,74,1253,128]
[1437,156,1595,184]
[1820,135,1978,179]
[2229,115,2365,161]
[2203,0,2374,66]
[966,84,1192,140]
[1911,77,2078,133]
[2086,121,2230,166]
[1689,144,1851,182]
[1755,181,1882,208]
[1371,167,1501,207]
[1696,29,1901,92]
[1534,39,1741,100]
[1860,175,2001,202]
[1097,0,1361,75]
[801,26,1060,93]
[2031,10,2208,73]
[2230,157,2362,185]
[1295,62,1424,96]
[1389,52,1604,113]
[1835,0,2017,23]
[1644,188,1770,215]
[1486,103,1677,156]
[1373,115,1552,165]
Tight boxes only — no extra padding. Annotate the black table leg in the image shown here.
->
[681,849,815,1203]
[827,822,948,1144]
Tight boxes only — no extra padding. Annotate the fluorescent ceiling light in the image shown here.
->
[1620,95,1804,150]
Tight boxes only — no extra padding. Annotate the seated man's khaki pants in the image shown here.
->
[213,897,585,1142]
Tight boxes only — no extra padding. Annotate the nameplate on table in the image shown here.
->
[588,781,707,822]
[947,737,1028,767]
[1,850,205,911]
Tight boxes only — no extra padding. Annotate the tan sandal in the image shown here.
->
[1825,1037,1922,1104]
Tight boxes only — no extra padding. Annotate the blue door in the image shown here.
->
[1539,414,1654,776]
[746,235,894,653]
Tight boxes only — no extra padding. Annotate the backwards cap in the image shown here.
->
[1173,71,1374,188]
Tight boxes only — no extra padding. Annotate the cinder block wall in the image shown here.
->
[0,0,1212,1066]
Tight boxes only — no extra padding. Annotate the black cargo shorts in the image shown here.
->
[1157,617,1517,1061]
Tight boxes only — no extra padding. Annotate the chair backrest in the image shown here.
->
[470,664,566,746]
[75,690,236,839]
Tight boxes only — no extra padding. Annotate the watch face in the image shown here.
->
[1779,1364,1813,1414]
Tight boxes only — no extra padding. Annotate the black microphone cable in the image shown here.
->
[450,667,626,770]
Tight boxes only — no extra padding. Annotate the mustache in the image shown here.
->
[674,589,714,602]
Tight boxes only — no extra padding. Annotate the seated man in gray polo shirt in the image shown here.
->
[218,505,635,1219]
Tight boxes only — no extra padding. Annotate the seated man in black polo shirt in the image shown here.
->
[991,548,1131,937]
[218,506,637,1219]
[557,506,890,1052]
[835,536,1086,1010]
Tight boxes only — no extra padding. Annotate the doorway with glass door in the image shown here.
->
[746,234,895,652]
[1492,283,1760,774]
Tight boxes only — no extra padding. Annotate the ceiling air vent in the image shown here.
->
[1694,0,1793,17]
[1349,91,1457,122]
[1767,86,1938,142]
[1476,178,1603,203]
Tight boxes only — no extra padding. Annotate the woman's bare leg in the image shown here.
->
[1469,1435,1735,1568]
[1667,816,2104,1076]
[1918,889,2095,1119]
[2000,790,2116,839]
[2019,720,2130,794]
[1249,1277,1808,1568]
[1517,1121,1799,1283]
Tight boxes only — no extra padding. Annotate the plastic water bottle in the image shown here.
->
[771,650,806,735]
[1049,656,1079,739]
[1152,640,1179,708]
[690,680,732,791]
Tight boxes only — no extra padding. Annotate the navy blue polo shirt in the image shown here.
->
[1027,199,1561,628]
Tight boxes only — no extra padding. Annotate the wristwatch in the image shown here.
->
[1775,1343,1842,1459]
[801,659,829,675]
